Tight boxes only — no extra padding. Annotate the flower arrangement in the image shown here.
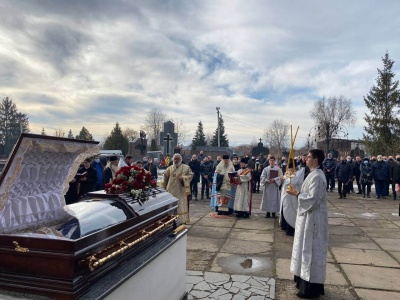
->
[105,165,157,199]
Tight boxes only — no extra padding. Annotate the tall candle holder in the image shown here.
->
[286,125,299,192]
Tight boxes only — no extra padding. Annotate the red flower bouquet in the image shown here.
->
[105,165,157,199]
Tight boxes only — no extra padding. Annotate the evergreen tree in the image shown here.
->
[67,129,74,139]
[0,97,30,156]
[191,121,207,150]
[211,116,229,147]
[41,127,46,135]
[363,52,400,154]
[103,122,129,155]
[75,126,94,141]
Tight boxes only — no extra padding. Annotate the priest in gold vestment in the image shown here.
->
[162,154,192,224]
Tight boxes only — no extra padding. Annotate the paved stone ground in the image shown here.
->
[186,187,400,300]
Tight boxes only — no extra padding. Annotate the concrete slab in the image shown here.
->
[389,251,400,263]
[196,216,236,228]
[325,263,348,286]
[329,218,355,226]
[329,235,380,250]
[221,238,272,254]
[229,229,274,243]
[372,237,400,252]
[329,225,363,236]
[209,253,273,277]
[234,218,275,231]
[276,258,292,280]
[341,264,400,291]
[187,236,225,252]
[188,225,232,239]
[274,242,294,259]
[187,250,216,271]
[331,247,399,267]
[355,288,400,300]
[360,227,400,239]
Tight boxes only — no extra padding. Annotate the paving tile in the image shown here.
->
[328,218,355,226]
[221,238,272,254]
[196,217,236,228]
[371,237,400,251]
[325,263,348,286]
[187,236,225,252]
[341,265,400,291]
[188,225,232,239]
[361,227,400,239]
[331,247,399,267]
[329,235,380,250]
[329,225,363,235]
[355,288,400,300]
[234,218,275,230]
[389,251,400,263]
[229,228,274,242]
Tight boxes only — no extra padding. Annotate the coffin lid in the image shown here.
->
[0,133,99,233]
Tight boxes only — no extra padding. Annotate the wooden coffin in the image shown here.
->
[0,134,179,299]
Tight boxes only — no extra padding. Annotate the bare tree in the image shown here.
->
[169,118,189,145]
[310,96,356,152]
[54,128,65,137]
[205,132,213,146]
[264,119,290,156]
[123,127,138,142]
[142,108,166,145]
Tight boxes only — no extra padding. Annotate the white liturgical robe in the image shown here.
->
[162,163,192,224]
[279,168,305,228]
[290,168,328,284]
[260,166,282,213]
[233,167,252,212]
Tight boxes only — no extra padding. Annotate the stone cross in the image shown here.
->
[163,133,173,156]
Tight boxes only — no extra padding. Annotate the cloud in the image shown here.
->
[0,0,400,147]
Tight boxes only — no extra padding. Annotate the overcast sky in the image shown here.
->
[1,1,400,147]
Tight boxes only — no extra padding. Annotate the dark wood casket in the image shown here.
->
[0,134,181,299]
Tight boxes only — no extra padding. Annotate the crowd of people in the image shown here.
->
[65,155,159,204]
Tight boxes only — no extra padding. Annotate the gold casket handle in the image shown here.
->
[87,216,178,272]
[13,241,29,253]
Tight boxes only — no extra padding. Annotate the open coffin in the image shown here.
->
[0,134,179,299]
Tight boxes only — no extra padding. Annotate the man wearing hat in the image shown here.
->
[210,154,236,215]
[233,157,252,218]
[104,155,119,184]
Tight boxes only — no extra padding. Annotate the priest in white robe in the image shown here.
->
[233,158,252,218]
[280,167,305,236]
[162,154,192,224]
[260,156,283,218]
[287,149,328,299]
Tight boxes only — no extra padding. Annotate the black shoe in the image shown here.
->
[343,195,346,199]
[194,197,198,201]
[356,192,362,194]
[201,197,204,200]
[265,212,271,218]
[272,213,276,218]
[382,196,386,199]
[367,194,371,198]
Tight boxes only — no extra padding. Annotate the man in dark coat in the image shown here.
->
[144,157,158,180]
[322,153,336,192]
[335,156,353,199]
[189,154,201,200]
[77,158,97,199]
[354,156,362,194]
[372,155,390,199]
[390,155,400,200]
[91,156,104,191]
[200,156,214,200]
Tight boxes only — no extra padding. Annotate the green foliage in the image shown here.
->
[211,116,229,147]
[363,52,400,154]
[75,126,94,141]
[191,121,207,150]
[0,97,30,156]
[103,122,129,155]
[67,129,74,139]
